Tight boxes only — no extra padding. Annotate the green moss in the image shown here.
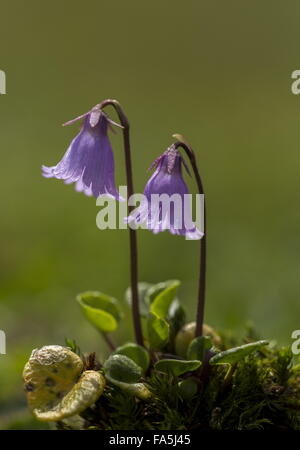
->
[22,322,300,431]
[73,341,300,430]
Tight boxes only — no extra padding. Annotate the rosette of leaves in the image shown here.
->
[125,279,185,351]
[23,345,105,423]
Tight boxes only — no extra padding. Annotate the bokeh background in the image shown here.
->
[0,0,299,429]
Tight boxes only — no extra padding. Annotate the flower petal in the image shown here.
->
[43,112,122,200]
[127,149,203,239]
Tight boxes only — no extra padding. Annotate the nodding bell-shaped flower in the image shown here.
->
[42,105,123,200]
[127,145,203,240]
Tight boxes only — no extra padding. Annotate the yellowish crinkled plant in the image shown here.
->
[23,345,105,422]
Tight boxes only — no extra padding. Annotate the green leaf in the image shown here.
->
[187,336,212,361]
[125,282,153,317]
[209,340,269,366]
[113,343,150,372]
[149,280,180,318]
[77,291,121,333]
[103,354,151,400]
[145,283,167,305]
[168,299,186,335]
[154,359,201,377]
[103,354,142,383]
[125,280,181,320]
[147,313,169,350]
[178,379,198,401]
[65,338,81,356]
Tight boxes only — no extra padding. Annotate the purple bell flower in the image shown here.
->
[127,146,203,239]
[42,105,122,200]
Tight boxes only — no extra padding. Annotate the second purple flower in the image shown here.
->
[127,145,203,240]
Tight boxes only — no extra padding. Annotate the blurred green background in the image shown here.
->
[0,0,299,429]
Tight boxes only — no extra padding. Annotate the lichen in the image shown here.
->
[23,345,105,422]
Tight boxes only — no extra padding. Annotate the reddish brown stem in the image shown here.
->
[100,99,144,347]
[174,141,206,337]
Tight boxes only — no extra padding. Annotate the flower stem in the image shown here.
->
[99,99,144,347]
[101,332,116,351]
[174,140,206,337]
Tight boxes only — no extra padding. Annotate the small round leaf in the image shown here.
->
[154,359,201,377]
[178,379,198,400]
[168,299,186,335]
[77,291,121,333]
[113,343,150,372]
[125,282,153,317]
[148,280,180,318]
[147,313,169,350]
[175,322,221,358]
[103,354,142,384]
[103,354,151,400]
[187,336,212,361]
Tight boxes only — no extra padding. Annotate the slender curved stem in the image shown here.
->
[99,99,144,347]
[174,140,206,337]
[101,332,116,351]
